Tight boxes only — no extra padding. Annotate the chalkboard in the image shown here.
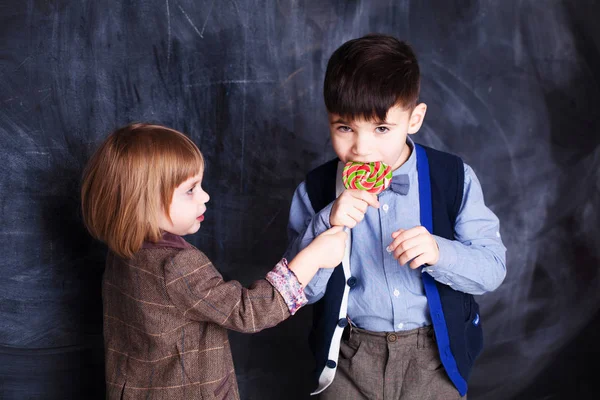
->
[1,1,599,399]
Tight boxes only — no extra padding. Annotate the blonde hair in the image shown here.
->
[81,123,204,258]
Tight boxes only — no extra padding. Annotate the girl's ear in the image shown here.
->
[407,103,427,134]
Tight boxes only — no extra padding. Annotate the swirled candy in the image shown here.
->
[342,161,393,194]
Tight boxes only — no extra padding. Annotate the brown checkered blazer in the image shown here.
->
[103,233,291,399]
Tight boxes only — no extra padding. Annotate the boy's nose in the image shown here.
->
[352,139,371,157]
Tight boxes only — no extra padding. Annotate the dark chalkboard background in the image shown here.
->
[1,0,599,399]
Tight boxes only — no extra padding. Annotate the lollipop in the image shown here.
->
[342,161,393,194]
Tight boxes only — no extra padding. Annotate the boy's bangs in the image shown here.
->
[325,70,419,122]
[328,79,400,122]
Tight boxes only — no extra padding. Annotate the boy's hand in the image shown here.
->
[330,189,380,228]
[387,226,440,269]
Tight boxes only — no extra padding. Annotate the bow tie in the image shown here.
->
[389,174,410,195]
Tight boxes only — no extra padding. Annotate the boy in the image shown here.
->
[285,34,506,399]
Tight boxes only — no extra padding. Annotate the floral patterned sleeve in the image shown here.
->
[265,258,308,315]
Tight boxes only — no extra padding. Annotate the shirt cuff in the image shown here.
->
[266,258,308,315]
[423,236,458,286]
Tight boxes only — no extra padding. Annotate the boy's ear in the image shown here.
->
[407,103,427,134]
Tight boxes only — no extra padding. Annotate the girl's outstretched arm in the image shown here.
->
[164,249,302,333]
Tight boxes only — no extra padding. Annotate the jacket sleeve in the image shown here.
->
[163,248,305,333]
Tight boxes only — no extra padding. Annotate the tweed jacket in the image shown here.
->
[103,233,295,399]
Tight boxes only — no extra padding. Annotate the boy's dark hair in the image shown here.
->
[324,34,420,121]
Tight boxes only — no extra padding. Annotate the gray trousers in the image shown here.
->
[319,325,466,400]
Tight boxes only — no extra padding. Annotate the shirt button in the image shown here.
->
[393,289,400,297]
[347,277,357,288]
[326,360,337,369]
[382,204,389,212]
[397,323,404,330]
[337,318,348,328]
[386,246,392,254]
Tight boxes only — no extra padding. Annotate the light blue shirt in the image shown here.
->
[284,139,506,332]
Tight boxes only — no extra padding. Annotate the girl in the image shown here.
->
[81,123,346,399]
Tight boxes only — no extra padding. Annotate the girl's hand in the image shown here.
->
[387,226,440,269]
[308,226,348,269]
[289,226,347,286]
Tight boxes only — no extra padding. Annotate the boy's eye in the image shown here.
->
[375,126,389,133]
[186,186,195,195]
[337,125,352,133]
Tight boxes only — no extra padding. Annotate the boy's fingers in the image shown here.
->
[361,191,380,208]
[397,244,428,266]
[324,226,344,235]
[347,207,365,223]
[340,215,357,229]
[335,205,365,228]
[395,243,421,263]
[387,237,401,253]
[387,229,405,251]
[409,254,429,269]
[394,227,422,243]
[348,190,380,208]
[391,236,421,258]
[353,200,368,214]
[391,229,404,239]
[388,230,419,252]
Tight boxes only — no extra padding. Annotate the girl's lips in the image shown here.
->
[197,215,204,222]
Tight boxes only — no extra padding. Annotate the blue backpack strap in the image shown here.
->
[416,144,468,396]
[418,143,483,391]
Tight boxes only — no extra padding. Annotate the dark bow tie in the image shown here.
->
[389,174,410,195]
